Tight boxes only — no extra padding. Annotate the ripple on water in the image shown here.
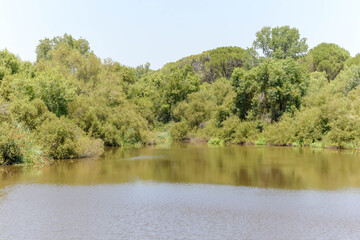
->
[0,183,360,239]
[125,155,167,161]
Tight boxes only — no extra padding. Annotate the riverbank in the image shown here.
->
[179,134,357,151]
[0,129,356,167]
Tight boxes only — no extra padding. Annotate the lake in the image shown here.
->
[1,144,360,239]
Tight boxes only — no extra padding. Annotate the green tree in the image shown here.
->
[232,58,307,121]
[0,49,21,80]
[135,62,151,79]
[232,68,255,119]
[304,43,350,81]
[36,33,90,61]
[330,65,360,95]
[253,26,308,59]
[3,69,75,116]
[158,64,200,122]
[172,47,247,82]
[345,53,360,68]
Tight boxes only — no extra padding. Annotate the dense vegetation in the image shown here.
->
[1,26,360,165]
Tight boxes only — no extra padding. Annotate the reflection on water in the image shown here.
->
[1,144,360,189]
[1,144,360,239]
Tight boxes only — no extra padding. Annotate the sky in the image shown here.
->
[0,0,360,69]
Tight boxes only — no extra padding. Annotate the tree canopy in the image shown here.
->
[304,43,350,81]
[36,33,91,61]
[253,26,308,59]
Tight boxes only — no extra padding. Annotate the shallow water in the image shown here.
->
[1,144,360,239]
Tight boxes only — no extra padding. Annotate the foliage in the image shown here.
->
[324,114,360,148]
[345,54,360,68]
[37,117,103,159]
[304,43,350,81]
[220,116,258,143]
[253,26,308,59]
[0,122,50,165]
[0,49,21,81]
[330,65,360,95]
[8,98,56,130]
[170,122,190,140]
[36,33,90,61]
[208,138,224,145]
[232,58,308,121]
[172,47,251,82]
[1,69,75,116]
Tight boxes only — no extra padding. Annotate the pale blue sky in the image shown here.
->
[0,0,359,69]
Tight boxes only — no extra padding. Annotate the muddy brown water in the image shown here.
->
[1,144,360,239]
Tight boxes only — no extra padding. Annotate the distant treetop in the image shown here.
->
[253,26,308,59]
[36,33,90,61]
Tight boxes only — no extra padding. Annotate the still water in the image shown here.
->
[1,144,360,239]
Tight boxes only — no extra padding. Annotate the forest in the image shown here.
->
[1,25,360,165]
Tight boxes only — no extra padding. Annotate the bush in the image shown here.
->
[208,138,224,145]
[2,69,75,117]
[262,114,296,145]
[220,116,241,142]
[69,96,151,147]
[37,117,102,159]
[0,122,49,165]
[292,108,324,145]
[254,138,266,145]
[195,119,220,140]
[76,137,104,158]
[324,114,360,148]
[233,121,259,143]
[170,121,190,140]
[220,116,258,143]
[9,98,55,130]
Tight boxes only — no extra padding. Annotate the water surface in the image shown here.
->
[1,144,360,239]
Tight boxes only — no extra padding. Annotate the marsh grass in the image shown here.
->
[0,123,51,165]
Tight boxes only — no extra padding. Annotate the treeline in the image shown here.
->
[1,26,360,165]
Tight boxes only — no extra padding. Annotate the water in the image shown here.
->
[1,144,360,239]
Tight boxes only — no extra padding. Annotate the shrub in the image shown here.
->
[220,116,258,143]
[37,117,102,159]
[195,119,220,140]
[9,98,55,130]
[254,138,266,145]
[208,138,224,145]
[262,114,296,145]
[103,107,151,146]
[3,69,75,117]
[324,114,360,148]
[76,137,104,158]
[292,108,324,145]
[170,121,190,140]
[220,116,241,142]
[233,121,259,143]
[0,122,49,165]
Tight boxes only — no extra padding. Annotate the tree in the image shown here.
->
[331,65,360,95]
[253,26,308,59]
[135,62,151,79]
[4,69,75,117]
[345,53,360,68]
[231,68,255,119]
[304,43,350,81]
[157,64,201,122]
[173,47,247,82]
[36,34,90,61]
[232,58,307,121]
[0,49,21,80]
